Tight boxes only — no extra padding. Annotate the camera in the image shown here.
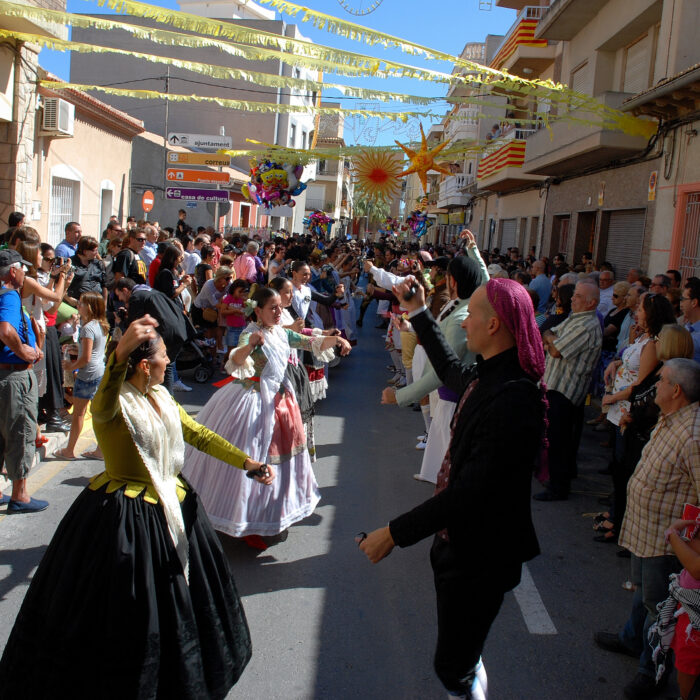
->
[54,256,66,267]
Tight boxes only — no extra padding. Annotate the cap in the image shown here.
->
[418,250,433,263]
[0,249,33,269]
[214,266,234,281]
[425,256,449,271]
[487,263,504,276]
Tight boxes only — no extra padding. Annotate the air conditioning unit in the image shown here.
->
[42,97,74,137]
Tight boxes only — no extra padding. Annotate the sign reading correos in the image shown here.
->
[167,151,230,167]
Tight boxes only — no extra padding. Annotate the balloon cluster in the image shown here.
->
[406,210,428,238]
[379,216,400,236]
[304,210,335,236]
[242,159,307,209]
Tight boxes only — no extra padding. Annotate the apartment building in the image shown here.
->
[69,0,316,233]
[304,106,353,238]
[442,0,700,278]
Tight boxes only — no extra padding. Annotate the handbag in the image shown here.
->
[202,307,218,323]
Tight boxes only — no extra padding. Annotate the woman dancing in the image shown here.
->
[0,316,274,699]
[182,286,350,549]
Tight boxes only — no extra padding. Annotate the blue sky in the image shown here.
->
[40,0,516,145]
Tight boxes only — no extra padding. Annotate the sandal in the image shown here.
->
[53,448,76,461]
[35,435,49,448]
[594,530,618,543]
[593,512,611,526]
[593,519,615,533]
[81,450,103,460]
[243,535,268,551]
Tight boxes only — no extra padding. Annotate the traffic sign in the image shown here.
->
[167,133,232,150]
[167,151,230,167]
[142,190,155,213]
[166,187,229,203]
[166,168,230,185]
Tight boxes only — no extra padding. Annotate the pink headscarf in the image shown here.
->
[485,278,545,382]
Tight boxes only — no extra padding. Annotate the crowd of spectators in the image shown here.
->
[1,207,700,698]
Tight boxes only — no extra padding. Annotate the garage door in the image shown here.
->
[500,218,517,250]
[605,209,645,278]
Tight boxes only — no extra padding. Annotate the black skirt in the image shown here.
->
[0,481,252,700]
[286,361,314,424]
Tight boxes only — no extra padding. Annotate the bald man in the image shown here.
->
[537,281,602,500]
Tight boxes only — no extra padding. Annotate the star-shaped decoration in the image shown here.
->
[395,124,451,194]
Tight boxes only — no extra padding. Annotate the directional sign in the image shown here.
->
[167,133,232,150]
[167,151,230,166]
[166,168,230,185]
[166,187,229,203]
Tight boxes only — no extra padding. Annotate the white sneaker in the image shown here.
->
[173,380,193,392]
[416,433,427,441]
[415,438,427,450]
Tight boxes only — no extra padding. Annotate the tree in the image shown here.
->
[352,195,390,229]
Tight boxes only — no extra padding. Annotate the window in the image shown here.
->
[301,130,308,150]
[319,159,327,174]
[622,33,654,94]
[49,177,80,247]
[289,123,296,148]
[570,61,592,97]
[294,68,301,80]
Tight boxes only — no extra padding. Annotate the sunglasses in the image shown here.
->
[43,256,55,262]
[135,238,146,242]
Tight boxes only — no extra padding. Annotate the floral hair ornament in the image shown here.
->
[244,298,258,316]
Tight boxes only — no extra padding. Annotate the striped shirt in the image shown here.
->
[543,310,602,406]
[619,402,700,558]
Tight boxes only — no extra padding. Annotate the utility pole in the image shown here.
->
[213,125,224,230]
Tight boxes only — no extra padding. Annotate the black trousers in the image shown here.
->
[430,537,509,695]
[546,390,582,497]
[39,326,64,412]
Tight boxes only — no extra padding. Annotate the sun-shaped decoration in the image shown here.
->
[352,149,403,201]
[395,124,451,194]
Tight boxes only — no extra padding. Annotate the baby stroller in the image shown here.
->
[176,336,215,383]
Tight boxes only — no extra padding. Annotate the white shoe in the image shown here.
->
[416,433,427,441]
[173,380,193,392]
[415,439,427,450]
[387,372,402,385]
[413,473,431,482]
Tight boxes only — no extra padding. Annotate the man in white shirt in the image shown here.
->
[597,270,615,316]
[139,224,159,268]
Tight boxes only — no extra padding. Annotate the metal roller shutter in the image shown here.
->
[623,34,652,94]
[571,61,592,97]
[605,209,645,278]
[500,218,517,250]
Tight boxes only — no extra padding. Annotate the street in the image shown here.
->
[0,321,671,699]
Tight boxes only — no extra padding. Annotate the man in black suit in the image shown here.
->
[361,277,546,699]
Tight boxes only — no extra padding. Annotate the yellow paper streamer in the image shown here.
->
[1,29,440,105]
[39,80,433,121]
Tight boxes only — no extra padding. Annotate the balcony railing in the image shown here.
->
[489,5,549,69]
[438,175,473,205]
[482,126,536,158]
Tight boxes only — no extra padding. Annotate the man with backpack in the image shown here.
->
[113,229,149,285]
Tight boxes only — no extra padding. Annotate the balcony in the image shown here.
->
[444,113,479,144]
[490,6,550,72]
[437,175,473,209]
[522,91,650,176]
[535,0,609,41]
[477,131,545,192]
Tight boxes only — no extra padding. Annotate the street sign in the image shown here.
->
[167,151,230,166]
[166,187,229,203]
[142,190,155,213]
[166,168,230,185]
[186,202,198,208]
[167,133,232,150]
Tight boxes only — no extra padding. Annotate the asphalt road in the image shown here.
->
[0,311,679,699]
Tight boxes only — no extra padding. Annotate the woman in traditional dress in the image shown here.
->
[182,286,350,549]
[0,315,274,699]
[289,260,342,401]
[268,276,347,461]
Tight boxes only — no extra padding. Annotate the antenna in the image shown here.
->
[479,0,492,9]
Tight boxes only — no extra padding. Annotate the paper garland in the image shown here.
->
[39,81,432,122]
